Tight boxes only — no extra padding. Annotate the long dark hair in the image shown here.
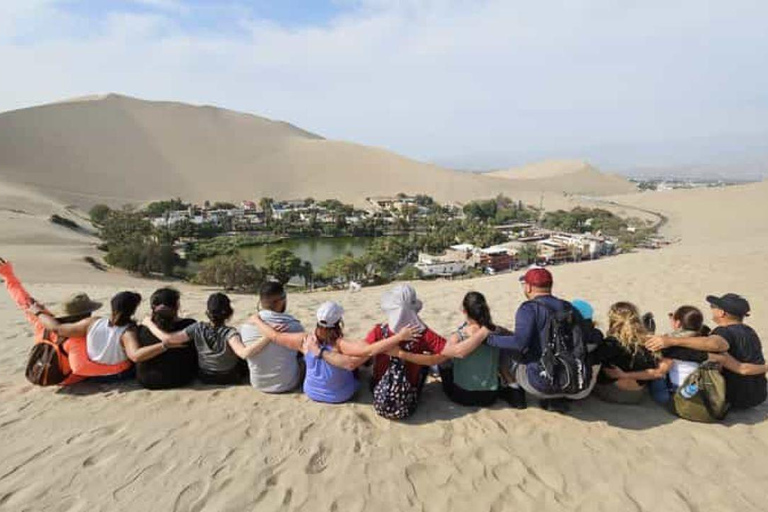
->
[315,322,344,347]
[463,292,496,331]
[672,305,711,336]
[110,291,142,327]
[206,293,233,327]
[150,288,181,332]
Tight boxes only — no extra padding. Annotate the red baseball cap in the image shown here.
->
[520,267,553,287]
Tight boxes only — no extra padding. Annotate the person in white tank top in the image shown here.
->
[87,317,131,365]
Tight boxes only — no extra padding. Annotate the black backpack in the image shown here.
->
[372,325,419,420]
[529,299,591,395]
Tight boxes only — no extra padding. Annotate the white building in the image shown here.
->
[415,253,469,277]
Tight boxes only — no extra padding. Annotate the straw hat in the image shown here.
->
[58,293,102,317]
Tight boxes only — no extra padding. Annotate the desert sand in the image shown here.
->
[0,95,634,209]
[1,170,768,512]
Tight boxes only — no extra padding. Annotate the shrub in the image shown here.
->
[193,254,264,292]
[398,265,422,281]
[88,204,112,226]
[265,248,302,285]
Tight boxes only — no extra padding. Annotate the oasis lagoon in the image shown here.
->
[236,236,373,271]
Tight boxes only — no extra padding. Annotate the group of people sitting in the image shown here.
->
[2,257,765,418]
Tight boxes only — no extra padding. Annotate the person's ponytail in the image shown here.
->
[463,292,496,331]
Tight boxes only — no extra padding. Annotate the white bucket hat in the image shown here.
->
[380,284,426,333]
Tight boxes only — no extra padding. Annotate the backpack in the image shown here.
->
[672,362,729,423]
[26,329,72,386]
[372,325,419,420]
[530,299,591,395]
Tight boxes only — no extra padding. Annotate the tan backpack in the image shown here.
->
[25,329,72,386]
[672,361,729,423]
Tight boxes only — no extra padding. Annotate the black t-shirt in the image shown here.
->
[592,336,659,384]
[714,324,767,409]
[136,318,198,389]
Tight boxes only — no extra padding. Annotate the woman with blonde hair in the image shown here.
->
[592,302,672,404]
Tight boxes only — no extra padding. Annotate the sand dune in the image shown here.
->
[487,159,638,196]
[0,95,604,209]
[1,179,767,511]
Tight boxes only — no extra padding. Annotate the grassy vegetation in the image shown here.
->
[186,235,283,261]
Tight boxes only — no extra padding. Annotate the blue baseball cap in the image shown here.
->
[571,299,593,320]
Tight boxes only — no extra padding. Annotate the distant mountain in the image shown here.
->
[623,160,767,182]
[484,159,637,196]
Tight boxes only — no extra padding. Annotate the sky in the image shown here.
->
[1,0,767,175]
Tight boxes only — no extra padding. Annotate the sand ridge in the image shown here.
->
[0,95,634,209]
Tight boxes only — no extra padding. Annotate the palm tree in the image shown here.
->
[259,197,274,229]
[300,261,314,290]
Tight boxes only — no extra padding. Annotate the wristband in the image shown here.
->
[318,346,328,360]
[160,339,169,351]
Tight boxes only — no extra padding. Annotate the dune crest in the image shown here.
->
[488,159,637,196]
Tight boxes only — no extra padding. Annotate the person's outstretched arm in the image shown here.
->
[389,332,457,365]
[709,353,768,376]
[229,333,271,359]
[337,325,419,358]
[244,315,304,351]
[248,315,307,348]
[603,358,673,381]
[303,335,368,370]
[141,317,191,346]
[27,302,92,338]
[440,327,491,358]
[645,334,728,353]
[122,328,169,363]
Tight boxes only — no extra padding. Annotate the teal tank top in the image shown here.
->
[452,323,500,392]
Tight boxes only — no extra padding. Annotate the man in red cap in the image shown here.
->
[444,266,595,412]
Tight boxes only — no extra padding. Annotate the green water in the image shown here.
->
[237,237,372,270]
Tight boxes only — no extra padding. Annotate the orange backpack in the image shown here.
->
[25,329,73,386]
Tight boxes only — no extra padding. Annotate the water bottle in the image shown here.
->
[680,382,699,399]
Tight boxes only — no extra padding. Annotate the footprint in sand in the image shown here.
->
[306,446,329,474]
[298,422,315,442]
[173,480,206,512]
[112,462,168,501]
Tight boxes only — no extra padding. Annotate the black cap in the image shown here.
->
[706,293,750,318]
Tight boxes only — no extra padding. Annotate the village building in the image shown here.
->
[536,240,570,264]
[415,253,469,277]
[478,246,515,273]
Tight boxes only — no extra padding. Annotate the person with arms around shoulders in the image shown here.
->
[251,301,418,403]
[135,287,198,389]
[239,281,305,393]
[592,302,673,404]
[364,284,446,394]
[443,267,595,412]
[394,291,506,407]
[27,289,168,381]
[142,292,265,385]
[646,294,767,409]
